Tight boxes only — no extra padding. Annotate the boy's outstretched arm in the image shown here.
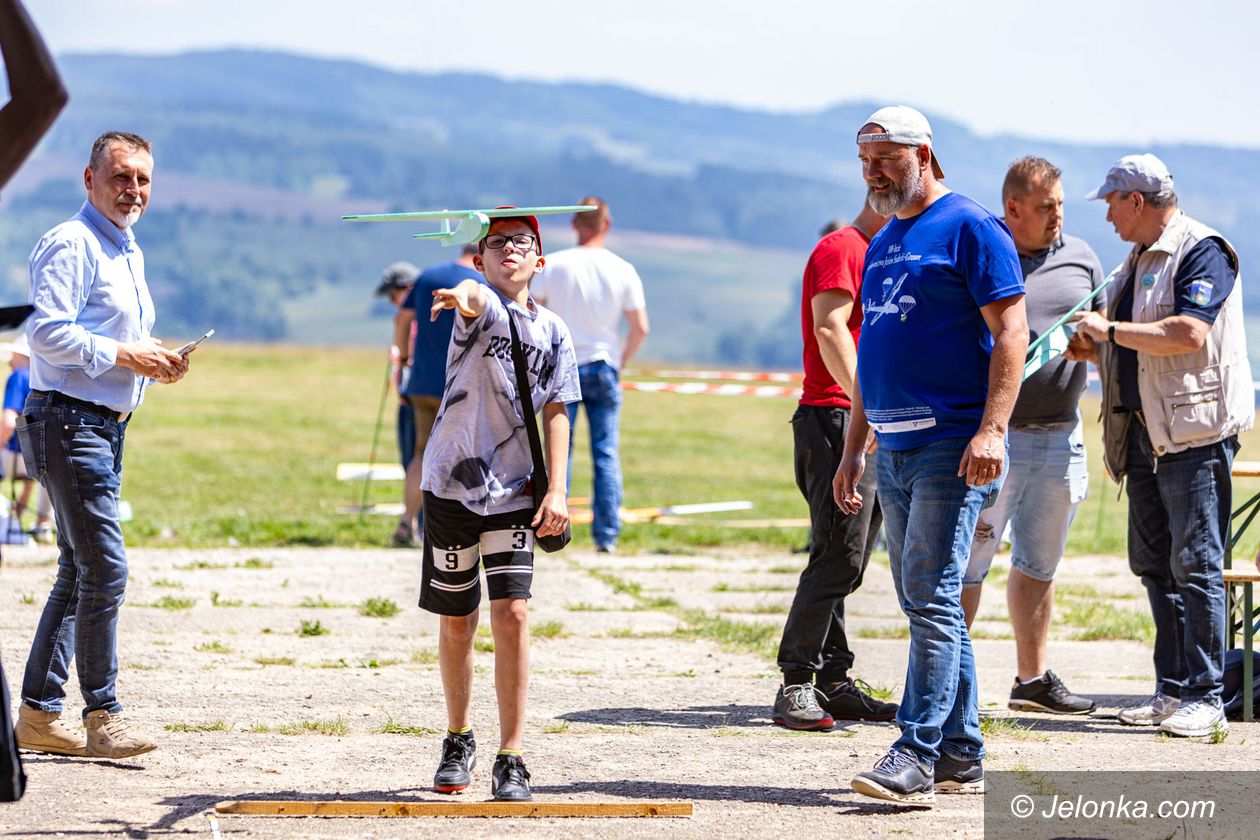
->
[431,279,487,322]
[533,402,569,537]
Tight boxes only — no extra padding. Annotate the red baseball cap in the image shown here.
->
[487,206,543,254]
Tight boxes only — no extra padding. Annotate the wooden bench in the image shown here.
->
[1223,568,1258,722]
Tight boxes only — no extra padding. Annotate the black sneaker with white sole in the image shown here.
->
[851,749,935,805]
[818,678,898,722]
[1007,670,1095,715]
[433,732,477,793]
[491,754,532,801]
[933,752,984,793]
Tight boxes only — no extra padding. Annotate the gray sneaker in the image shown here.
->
[1117,691,1179,726]
[772,683,834,731]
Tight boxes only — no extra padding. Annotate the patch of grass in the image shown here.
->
[532,620,567,639]
[194,641,232,654]
[970,628,1015,640]
[858,682,895,702]
[674,609,779,660]
[152,578,184,589]
[474,638,496,653]
[164,720,231,733]
[298,595,345,609]
[254,656,295,666]
[707,724,748,737]
[725,603,788,615]
[604,628,672,639]
[671,669,698,678]
[1055,583,1102,599]
[147,596,196,611]
[1060,599,1155,642]
[636,596,680,610]
[542,720,571,734]
[359,658,403,669]
[711,582,791,593]
[130,663,161,671]
[237,557,273,569]
[247,723,273,733]
[980,716,1047,741]
[210,591,243,607]
[767,565,801,574]
[565,602,613,612]
[410,648,439,665]
[375,720,439,737]
[1209,721,1229,744]
[660,564,701,572]
[173,560,227,571]
[856,624,910,640]
[19,592,36,605]
[311,658,350,669]
[275,718,349,736]
[297,619,331,637]
[359,597,399,618]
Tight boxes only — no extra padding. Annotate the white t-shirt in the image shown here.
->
[420,287,581,516]
[532,246,646,368]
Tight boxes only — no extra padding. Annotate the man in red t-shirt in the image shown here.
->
[773,202,897,731]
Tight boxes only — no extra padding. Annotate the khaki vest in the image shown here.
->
[1100,211,1253,480]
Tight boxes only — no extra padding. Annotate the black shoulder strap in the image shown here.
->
[506,312,548,495]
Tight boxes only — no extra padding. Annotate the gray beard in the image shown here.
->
[866,165,924,216]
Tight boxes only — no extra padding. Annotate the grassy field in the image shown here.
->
[111,343,1260,561]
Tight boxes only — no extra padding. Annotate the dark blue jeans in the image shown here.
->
[1125,426,1234,704]
[566,361,623,549]
[877,437,1001,764]
[17,393,129,716]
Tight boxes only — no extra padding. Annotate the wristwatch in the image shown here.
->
[1107,322,1117,343]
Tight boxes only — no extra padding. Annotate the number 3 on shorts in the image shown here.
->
[512,530,527,550]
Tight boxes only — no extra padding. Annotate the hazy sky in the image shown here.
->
[20,0,1258,148]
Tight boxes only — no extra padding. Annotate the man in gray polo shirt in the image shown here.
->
[962,157,1103,715]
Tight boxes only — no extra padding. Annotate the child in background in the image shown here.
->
[1,334,53,542]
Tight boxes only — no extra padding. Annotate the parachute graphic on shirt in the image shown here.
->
[898,295,916,322]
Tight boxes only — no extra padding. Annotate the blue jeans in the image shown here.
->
[1125,425,1234,704]
[567,361,623,549]
[877,437,1000,764]
[17,393,130,716]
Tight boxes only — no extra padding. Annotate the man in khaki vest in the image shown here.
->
[1073,154,1252,738]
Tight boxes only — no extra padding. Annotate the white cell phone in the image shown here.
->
[176,329,215,356]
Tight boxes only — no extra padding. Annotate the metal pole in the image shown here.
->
[359,358,393,524]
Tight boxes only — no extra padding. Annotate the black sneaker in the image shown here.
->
[851,748,935,805]
[491,753,532,801]
[1008,670,1095,715]
[433,732,477,793]
[818,678,898,722]
[933,752,984,794]
[772,683,834,731]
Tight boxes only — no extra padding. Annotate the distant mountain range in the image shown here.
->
[2,50,1258,363]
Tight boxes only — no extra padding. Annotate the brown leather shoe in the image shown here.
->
[84,710,158,758]
[15,704,87,756]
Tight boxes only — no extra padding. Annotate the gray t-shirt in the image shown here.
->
[421,286,581,515]
[1012,234,1105,425]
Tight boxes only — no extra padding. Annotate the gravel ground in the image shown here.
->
[0,543,1255,838]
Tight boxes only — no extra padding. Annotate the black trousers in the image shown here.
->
[1,656,25,801]
[777,404,881,685]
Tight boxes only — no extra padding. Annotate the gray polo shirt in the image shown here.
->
[1011,234,1105,425]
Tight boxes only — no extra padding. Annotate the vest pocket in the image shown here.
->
[1159,367,1223,444]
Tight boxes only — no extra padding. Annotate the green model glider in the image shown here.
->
[341,205,597,246]
[1022,269,1119,381]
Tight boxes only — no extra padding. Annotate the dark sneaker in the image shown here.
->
[1008,670,1095,715]
[392,521,419,548]
[851,749,935,805]
[818,678,898,722]
[433,732,477,793]
[491,754,532,801]
[934,752,984,794]
[772,683,834,731]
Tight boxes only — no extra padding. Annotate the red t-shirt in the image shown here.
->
[800,226,869,408]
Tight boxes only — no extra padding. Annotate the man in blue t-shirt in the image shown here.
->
[834,106,1028,806]
[391,246,484,545]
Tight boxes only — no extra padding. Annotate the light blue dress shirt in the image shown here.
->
[26,200,155,413]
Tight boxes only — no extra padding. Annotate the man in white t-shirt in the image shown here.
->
[533,197,649,552]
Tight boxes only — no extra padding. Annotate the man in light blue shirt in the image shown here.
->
[14,131,189,761]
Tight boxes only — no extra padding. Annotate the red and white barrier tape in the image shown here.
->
[622,380,802,399]
[626,369,802,383]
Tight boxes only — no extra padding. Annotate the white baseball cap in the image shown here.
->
[1085,154,1174,200]
[857,105,945,179]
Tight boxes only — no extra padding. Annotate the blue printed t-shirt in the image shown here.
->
[857,192,1025,450]
[401,261,484,398]
[4,367,31,453]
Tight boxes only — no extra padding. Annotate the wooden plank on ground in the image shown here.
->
[215,800,692,818]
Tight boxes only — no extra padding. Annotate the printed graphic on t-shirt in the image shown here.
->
[864,272,917,325]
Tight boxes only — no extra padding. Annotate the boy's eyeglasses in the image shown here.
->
[483,233,538,252]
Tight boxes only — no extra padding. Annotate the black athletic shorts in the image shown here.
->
[419,492,535,616]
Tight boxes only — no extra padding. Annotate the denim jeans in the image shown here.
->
[1125,425,1234,704]
[566,361,623,549]
[778,404,882,685]
[17,393,129,716]
[965,419,1088,585]
[877,436,1001,764]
